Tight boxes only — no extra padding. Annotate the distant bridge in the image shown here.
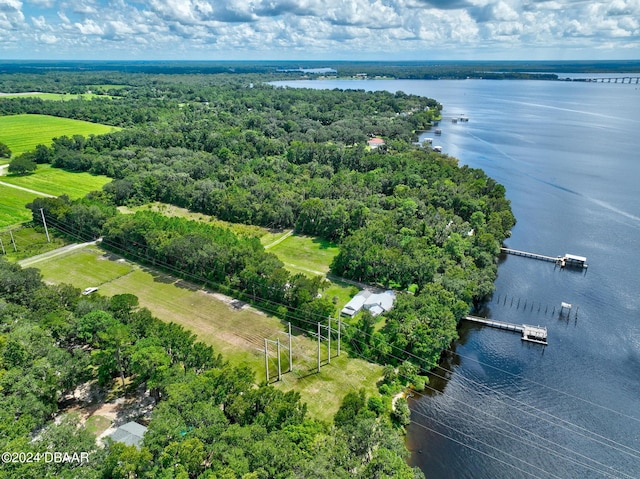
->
[569,76,640,84]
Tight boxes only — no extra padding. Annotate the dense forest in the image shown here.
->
[1,68,516,477]
[6,74,515,370]
[3,59,639,80]
[0,259,423,478]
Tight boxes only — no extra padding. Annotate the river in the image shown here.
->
[273,78,640,479]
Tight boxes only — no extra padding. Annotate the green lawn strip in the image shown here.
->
[321,280,359,312]
[0,227,67,261]
[267,233,340,275]
[0,114,120,156]
[33,245,382,422]
[1,164,111,198]
[0,184,39,228]
[260,230,292,248]
[0,93,106,101]
[34,246,134,288]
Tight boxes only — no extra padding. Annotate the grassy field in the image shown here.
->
[32,245,382,420]
[0,226,66,261]
[0,184,40,227]
[0,93,102,101]
[267,233,340,276]
[1,164,111,198]
[0,114,119,157]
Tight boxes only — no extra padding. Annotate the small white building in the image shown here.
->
[341,290,396,317]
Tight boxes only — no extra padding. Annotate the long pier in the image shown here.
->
[464,315,548,345]
[500,248,587,268]
[582,77,640,84]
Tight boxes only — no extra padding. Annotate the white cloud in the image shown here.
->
[75,18,103,34]
[1,0,639,59]
[26,0,55,6]
[39,32,58,43]
[31,13,46,27]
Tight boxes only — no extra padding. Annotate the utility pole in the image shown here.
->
[317,322,321,373]
[264,338,269,383]
[327,317,331,364]
[288,322,293,372]
[276,338,282,381]
[40,208,50,242]
[337,316,341,356]
[9,230,17,252]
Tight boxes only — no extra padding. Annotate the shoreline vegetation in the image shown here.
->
[0,63,523,478]
[1,60,640,85]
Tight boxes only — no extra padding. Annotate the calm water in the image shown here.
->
[274,79,640,479]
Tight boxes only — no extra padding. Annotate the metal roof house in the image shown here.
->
[341,290,396,317]
[341,290,372,317]
[108,421,148,448]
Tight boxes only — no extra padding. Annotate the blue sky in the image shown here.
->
[1,0,639,60]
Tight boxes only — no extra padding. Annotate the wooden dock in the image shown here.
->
[500,248,587,268]
[464,315,548,345]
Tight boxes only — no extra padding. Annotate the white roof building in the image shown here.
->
[341,290,396,317]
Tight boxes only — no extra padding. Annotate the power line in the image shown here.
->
[31,212,640,476]
[442,345,640,424]
[345,336,637,479]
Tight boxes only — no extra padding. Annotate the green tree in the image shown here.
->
[0,142,11,158]
[8,154,37,175]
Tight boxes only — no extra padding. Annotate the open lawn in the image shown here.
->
[267,233,340,276]
[33,245,382,420]
[0,184,39,227]
[1,164,111,198]
[0,226,66,261]
[0,114,119,157]
[0,92,103,101]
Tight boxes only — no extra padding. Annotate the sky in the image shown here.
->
[0,0,639,61]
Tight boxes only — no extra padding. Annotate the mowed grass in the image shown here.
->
[33,245,382,421]
[2,164,111,198]
[267,233,340,276]
[0,114,119,157]
[0,184,40,227]
[0,93,102,101]
[0,226,66,261]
